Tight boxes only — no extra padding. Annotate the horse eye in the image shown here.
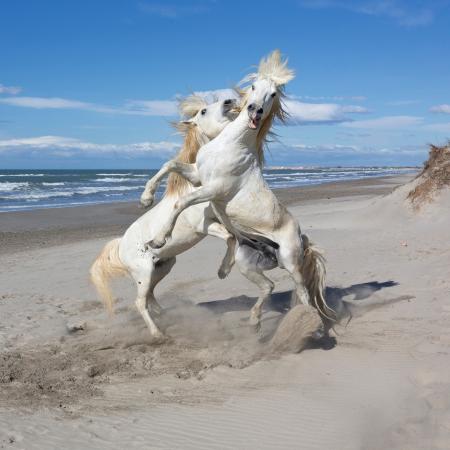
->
[271,92,276,98]
[201,108,207,115]
[251,85,255,91]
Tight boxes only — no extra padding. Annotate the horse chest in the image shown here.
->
[197,145,254,184]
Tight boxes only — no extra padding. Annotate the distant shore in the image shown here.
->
[0,174,414,254]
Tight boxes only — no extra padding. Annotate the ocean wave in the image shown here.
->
[95,173,133,176]
[76,186,138,194]
[0,200,134,213]
[0,182,30,191]
[0,185,139,201]
[42,182,65,186]
[0,191,75,201]
[0,173,44,177]
[94,177,137,183]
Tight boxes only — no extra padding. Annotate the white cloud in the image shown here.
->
[422,122,450,133]
[0,84,22,95]
[0,89,372,123]
[292,95,367,102]
[0,96,92,109]
[299,0,437,27]
[138,1,210,18]
[341,105,370,113]
[288,142,426,156]
[0,135,180,157]
[430,104,450,114]
[123,100,177,116]
[0,96,177,116]
[285,99,369,125]
[343,115,424,129]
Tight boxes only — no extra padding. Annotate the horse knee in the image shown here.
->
[166,160,176,171]
[262,279,274,296]
[135,296,146,312]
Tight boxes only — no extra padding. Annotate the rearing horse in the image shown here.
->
[143,50,336,326]
[90,96,239,339]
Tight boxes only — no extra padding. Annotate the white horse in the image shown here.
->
[143,50,336,325]
[90,96,239,339]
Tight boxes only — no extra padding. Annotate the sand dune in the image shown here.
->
[1,174,449,449]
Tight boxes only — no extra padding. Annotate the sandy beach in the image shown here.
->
[1,173,449,450]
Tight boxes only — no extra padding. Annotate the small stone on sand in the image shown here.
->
[66,320,86,333]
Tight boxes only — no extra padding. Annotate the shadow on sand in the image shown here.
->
[198,280,399,316]
[198,280,409,350]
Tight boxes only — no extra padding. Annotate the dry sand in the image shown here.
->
[1,173,449,450]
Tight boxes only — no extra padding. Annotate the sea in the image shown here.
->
[0,167,417,212]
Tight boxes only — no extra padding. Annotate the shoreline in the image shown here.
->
[0,174,414,254]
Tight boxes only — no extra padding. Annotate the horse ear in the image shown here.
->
[178,95,207,118]
[172,120,196,134]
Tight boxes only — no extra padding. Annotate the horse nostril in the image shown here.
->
[257,108,263,114]
[224,99,232,105]
[247,103,255,111]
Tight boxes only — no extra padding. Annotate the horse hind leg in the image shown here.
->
[147,257,176,314]
[236,246,275,332]
[132,267,166,339]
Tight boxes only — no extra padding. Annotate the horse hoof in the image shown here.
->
[151,304,163,316]
[252,323,261,334]
[218,267,230,279]
[150,332,168,344]
[140,196,154,208]
[249,318,261,333]
[148,238,166,249]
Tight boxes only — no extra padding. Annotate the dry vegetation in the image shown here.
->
[407,142,450,209]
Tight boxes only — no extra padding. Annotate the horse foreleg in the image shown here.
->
[204,220,236,279]
[140,161,200,208]
[147,186,217,249]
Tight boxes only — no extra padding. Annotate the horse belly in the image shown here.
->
[122,198,204,260]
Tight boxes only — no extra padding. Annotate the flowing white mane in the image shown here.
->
[237,50,294,166]
[242,49,295,87]
[178,94,208,119]
[166,95,210,195]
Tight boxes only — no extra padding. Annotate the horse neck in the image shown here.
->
[221,111,258,151]
[220,110,268,165]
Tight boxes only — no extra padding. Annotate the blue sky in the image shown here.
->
[1,0,449,168]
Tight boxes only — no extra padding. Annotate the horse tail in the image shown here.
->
[89,238,128,315]
[301,234,337,322]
